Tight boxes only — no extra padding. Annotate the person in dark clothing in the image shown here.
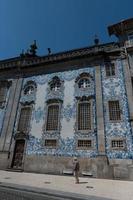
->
[73,157,80,184]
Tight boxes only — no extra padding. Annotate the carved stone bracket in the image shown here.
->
[14,131,29,140]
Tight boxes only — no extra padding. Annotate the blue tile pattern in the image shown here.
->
[26,134,97,157]
[33,107,44,123]
[101,60,133,159]
[63,104,74,122]
[24,67,94,84]
[20,63,133,159]
[25,67,98,157]
[20,93,36,104]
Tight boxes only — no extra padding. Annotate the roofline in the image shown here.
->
[0,41,117,64]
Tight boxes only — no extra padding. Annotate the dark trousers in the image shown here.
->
[74,170,79,183]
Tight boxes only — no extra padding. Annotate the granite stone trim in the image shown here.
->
[95,65,106,154]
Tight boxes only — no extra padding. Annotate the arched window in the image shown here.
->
[49,76,61,92]
[75,73,92,90]
[23,81,36,96]
[78,78,90,89]
[24,85,35,95]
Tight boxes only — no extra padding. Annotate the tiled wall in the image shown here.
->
[17,67,97,157]
[13,61,133,159]
[101,60,133,159]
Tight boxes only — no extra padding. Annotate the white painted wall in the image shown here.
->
[61,80,75,139]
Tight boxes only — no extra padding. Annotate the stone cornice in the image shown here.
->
[0,42,120,71]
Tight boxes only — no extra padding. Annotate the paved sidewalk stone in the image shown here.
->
[0,170,133,200]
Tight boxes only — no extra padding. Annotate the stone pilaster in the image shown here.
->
[0,78,23,152]
[122,58,133,129]
[95,65,106,155]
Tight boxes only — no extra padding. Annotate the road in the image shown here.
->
[0,186,68,200]
[0,185,114,200]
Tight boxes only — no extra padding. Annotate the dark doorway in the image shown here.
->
[11,140,25,169]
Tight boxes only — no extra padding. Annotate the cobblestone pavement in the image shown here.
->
[0,186,114,200]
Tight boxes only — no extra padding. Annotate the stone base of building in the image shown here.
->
[23,155,132,180]
[109,159,133,180]
[0,153,133,180]
[0,151,10,169]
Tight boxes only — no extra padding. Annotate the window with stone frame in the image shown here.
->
[77,140,92,149]
[111,139,126,150]
[78,78,90,89]
[45,139,57,148]
[17,106,32,132]
[105,63,115,77]
[75,73,92,90]
[24,85,35,95]
[108,100,121,121]
[23,81,36,96]
[49,76,61,92]
[0,81,9,108]
[77,99,92,131]
[46,100,62,131]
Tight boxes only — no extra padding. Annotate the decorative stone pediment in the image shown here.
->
[14,131,29,140]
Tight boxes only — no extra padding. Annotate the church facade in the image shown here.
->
[1,18,133,180]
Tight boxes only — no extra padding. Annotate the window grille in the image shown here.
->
[111,140,124,148]
[45,139,57,147]
[105,63,115,77]
[108,101,121,121]
[78,140,92,148]
[78,78,90,89]
[78,102,91,130]
[46,105,59,131]
[18,107,32,132]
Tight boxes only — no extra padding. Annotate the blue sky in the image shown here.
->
[0,0,133,60]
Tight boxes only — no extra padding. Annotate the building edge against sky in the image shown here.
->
[0,18,133,180]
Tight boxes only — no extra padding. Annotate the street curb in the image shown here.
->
[0,182,114,200]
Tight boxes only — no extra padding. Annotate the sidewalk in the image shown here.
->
[0,170,133,200]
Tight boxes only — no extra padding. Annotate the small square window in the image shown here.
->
[45,139,57,148]
[77,140,92,149]
[111,139,125,150]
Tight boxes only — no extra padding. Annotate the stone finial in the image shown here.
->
[94,35,99,45]
[30,40,38,56]
[47,48,51,55]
